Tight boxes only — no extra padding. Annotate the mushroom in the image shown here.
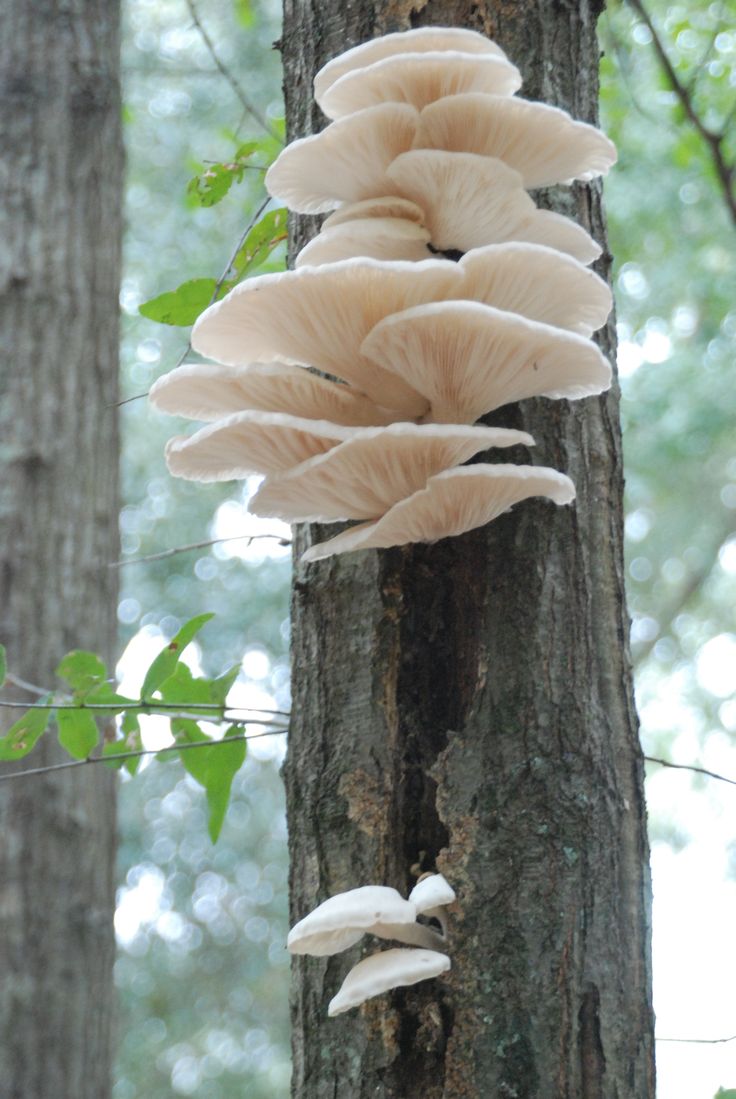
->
[328,949,451,1016]
[287,885,446,956]
[190,258,464,417]
[507,208,602,265]
[322,195,426,229]
[458,243,612,336]
[360,300,612,424]
[265,103,418,214]
[318,51,521,120]
[295,218,432,267]
[164,411,353,482]
[301,465,576,562]
[314,26,511,104]
[414,93,617,188]
[249,422,534,523]
[385,150,600,259]
[149,361,394,428]
[409,873,457,938]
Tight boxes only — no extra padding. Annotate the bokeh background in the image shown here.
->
[113,2,736,1095]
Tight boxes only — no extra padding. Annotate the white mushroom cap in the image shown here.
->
[512,209,602,265]
[191,258,464,417]
[322,196,426,229]
[265,103,417,214]
[249,422,534,523]
[408,874,456,915]
[302,465,576,562]
[149,362,394,428]
[164,411,353,482]
[314,27,510,103]
[386,151,534,254]
[295,218,431,267]
[361,300,612,424]
[287,885,446,957]
[459,243,612,336]
[319,51,522,120]
[328,948,451,1016]
[414,93,617,187]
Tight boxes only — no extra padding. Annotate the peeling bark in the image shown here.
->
[282,2,655,1095]
[0,2,122,1096]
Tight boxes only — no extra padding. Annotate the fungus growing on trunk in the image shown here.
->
[327,949,452,1017]
[249,422,533,523]
[360,300,611,425]
[301,465,576,563]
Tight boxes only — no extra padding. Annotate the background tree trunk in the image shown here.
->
[0,2,122,1096]
[282,1,656,1096]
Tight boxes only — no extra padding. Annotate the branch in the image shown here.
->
[656,1032,736,1045]
[186,0,282,144]
[110,531,291,568]
[0,698,289,717]
[0,726,288,783]
[626,0,735,225]
[645,755,736,788]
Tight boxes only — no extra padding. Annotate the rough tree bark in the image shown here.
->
[0,3,122,1097]
[282,2,655,1096]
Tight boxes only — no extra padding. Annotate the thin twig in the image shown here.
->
[626,0,735,225]
[5,673,48,697]
[0,699,290,717]
[656,1032,736,1045]
[186,0,282,143]
[0,726,288,782]
[645,756,736,788]
[110,532,291,568]
[119,194,274,409]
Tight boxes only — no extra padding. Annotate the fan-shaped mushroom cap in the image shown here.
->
[459,243,612,336]
[386,150,534,254]
[149,362,395,427]
[362,301,611,424]
[322,196,426,229]
[415,93,617,187]
[296,218,432,267]
[164,411,353,482]
[314,27,510,103]
[249,422,533,523]
[328,948,451,1016]
[512,209,602,265]
[302,465,576,562]
[319,51,522,120]
[287,886,445,957]
[191,259,464,417]
[265,103,417,214]
[408,874,456,915]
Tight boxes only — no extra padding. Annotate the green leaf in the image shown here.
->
[0,706,51,760]
[121,712,143,775]
[714,1090,736,1098]
[57,708,99,760]
[173,719,246,842]
[56,650,107,692]
[141,613,215,700]
[233,0,255,27]
[0,644,6,689]
[231,207,288,283]
[84,682,136,710]
[187,143,260,208]
[157,662,216,708]
[139,278,217,326]
[101,739,127,770]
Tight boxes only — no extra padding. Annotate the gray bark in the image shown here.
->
[0,2,122,1096]
[282,1,655,1096]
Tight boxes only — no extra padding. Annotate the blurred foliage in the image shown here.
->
[113,0,736,1095]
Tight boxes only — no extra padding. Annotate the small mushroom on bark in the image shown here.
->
[328,949,451,1017]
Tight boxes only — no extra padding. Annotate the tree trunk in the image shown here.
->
[282,2,655,1096]
[0,2,122,1096]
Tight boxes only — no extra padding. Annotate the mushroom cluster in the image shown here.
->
[151,26,615,560]
[287,874,456,1015]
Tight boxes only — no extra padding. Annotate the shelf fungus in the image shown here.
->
[288,875,456,1015]
[153,25,615,562]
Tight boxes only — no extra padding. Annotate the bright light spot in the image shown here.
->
[719,538,736,574]
[227,678,286,763]
[211,490,290,564]
[695,634,736,698]
[242,647,271,680]
[625,508,652,542]
[641,328,672,364]
[618,264,650,300]
[618,339,644,377]
[115,866,166,945]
